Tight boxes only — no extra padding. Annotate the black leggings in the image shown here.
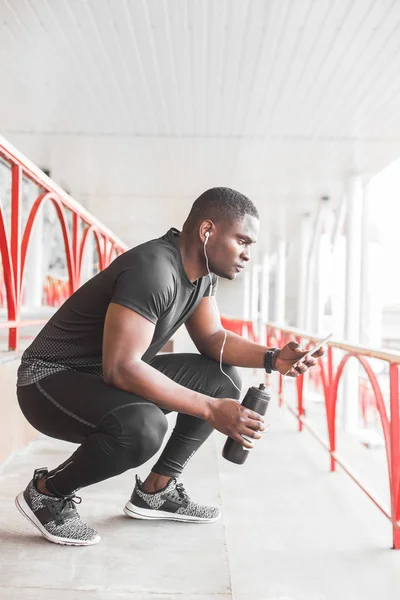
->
[17,353,241,497]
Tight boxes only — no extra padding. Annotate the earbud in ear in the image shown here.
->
[204,231,210,245]
[205,232,209,239]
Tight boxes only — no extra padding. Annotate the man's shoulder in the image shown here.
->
[116,235,177,277]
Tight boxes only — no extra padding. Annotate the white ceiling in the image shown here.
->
[1,0,400,248]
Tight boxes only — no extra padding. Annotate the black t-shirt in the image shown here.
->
[17,228,217,387]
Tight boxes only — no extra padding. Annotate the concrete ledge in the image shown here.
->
[0,351,22,364]
[0,357,38,465]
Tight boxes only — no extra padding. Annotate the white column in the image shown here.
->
[297,214,311,329]
[316,233,332,333]
[24,206,44,308]
[305,207,322,332]
[330,195,347,338]
[275,240,286,325]
[250,264,259,321]
[343,175,364,433]
[345,176,363,343]
[359,182,370,346]
[251,264,265,341]
[260,253,270,344]
[331,235,346,339]
[243,270,251,320]
[305,197,331,332]
[359,182,383,348]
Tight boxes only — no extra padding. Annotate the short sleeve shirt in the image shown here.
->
[17,228,218,387]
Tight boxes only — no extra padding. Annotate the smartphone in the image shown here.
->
[294,333,332,366]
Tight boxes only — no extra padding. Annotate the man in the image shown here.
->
[15,187,322,546]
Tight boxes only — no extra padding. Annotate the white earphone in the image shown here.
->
[202,228,241,394]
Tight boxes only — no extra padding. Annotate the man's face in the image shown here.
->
[209,214,259,280]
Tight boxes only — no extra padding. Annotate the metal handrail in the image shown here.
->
[221,317,400,550]
[0,135,128,350]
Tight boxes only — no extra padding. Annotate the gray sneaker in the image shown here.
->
[124,475,221,523]
[15,468,100,546]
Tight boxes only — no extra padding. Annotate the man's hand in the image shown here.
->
[206,397,265,449]
[273,341,325,377]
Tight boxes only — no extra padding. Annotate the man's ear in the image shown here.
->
[199,220,214,244]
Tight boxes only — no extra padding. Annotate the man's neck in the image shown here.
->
[176,231,208,283]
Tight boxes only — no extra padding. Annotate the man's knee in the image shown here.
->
[99,404,168,465]
[220,364,242,399]
[205,360,242,399]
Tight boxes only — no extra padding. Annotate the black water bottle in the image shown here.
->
[222,383,271,465]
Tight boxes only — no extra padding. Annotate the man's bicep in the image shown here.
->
[102,303,155,384]
[185,296,223,352]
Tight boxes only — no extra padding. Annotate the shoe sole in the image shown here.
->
[123,501,220,523]
[15,492,101,546]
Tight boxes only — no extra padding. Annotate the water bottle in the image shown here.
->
[222,383,271,465]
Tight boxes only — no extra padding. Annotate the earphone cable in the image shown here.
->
[204,236,241,394]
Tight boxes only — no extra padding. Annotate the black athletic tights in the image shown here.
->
[17,353,242,497]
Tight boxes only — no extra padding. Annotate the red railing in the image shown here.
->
[0,135,128,351]
[223,317,400,549]
[220,316,258,342]
[42,275,70,308]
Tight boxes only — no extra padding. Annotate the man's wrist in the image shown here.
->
[263,348,280,373]
[200,396,215,421]
[271,348,280,370]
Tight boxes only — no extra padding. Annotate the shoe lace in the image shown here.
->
[59,494,82,513]
[175,482,189,501]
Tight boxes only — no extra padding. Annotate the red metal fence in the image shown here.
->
[222,316,400,550]
[0,136,128,351]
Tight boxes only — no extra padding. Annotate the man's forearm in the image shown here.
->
[200,329,272,368]
[104,360,213,419]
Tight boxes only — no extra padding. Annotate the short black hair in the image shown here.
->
[183,187,259,231]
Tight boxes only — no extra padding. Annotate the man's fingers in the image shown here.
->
[235,434,253,449]
[242,417,265,433]
[287,341,302,351]
[313,347,325,357]
[283,349,323,376]
[304,357,317,367]
[243,426,262,440]
[287,367,301,377]
[243,408,265,424]
[289,347,306,358]
[239,424,271,448]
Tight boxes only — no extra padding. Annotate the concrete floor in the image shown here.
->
[1,380,400,600]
